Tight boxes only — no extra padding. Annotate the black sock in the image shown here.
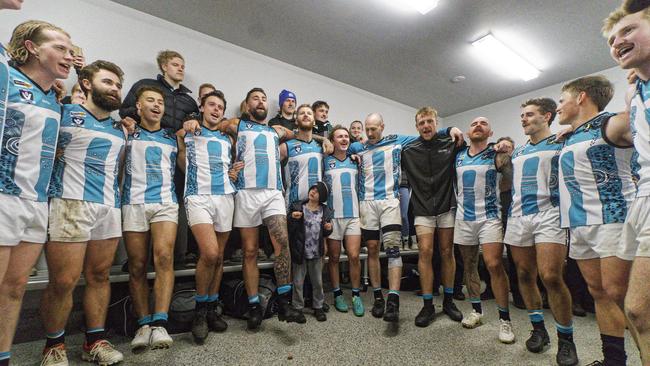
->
[196,301,208,311]
[387,292,399,305]
[423,297,433,309]
[532,320,546,331]
[352,289,361,297]
[471,302,482,313]
[601,334,626,365]
[85,329,105,346]
[45,333,65,348]
[0,359,8,366]
[150,319,168,329]
[373,288,383,301]
[498,307,510,321]
[443,292,452,304]
[333,288,343,298]
[557,330,573,342]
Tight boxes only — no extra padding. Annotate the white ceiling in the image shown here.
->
[110,0,621,117]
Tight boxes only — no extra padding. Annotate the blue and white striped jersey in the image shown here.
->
[455,145,501,222]
[558,112,635,228]
[348,134,418,201]
[283,139,323,205]
[185,126,235,197]
[630,79,650,197]
[509,135,562,217]
[49,104,126,208]
[323,155,359,219]
[235,120,282,191]
[0,66,60,202]
[122,127,177,205]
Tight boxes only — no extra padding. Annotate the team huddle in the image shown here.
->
[0,0,649,366]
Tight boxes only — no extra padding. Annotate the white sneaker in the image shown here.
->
[498,319,516,344]
[40,345,68,366]
[82,340,124,365]
[150,326,173,349]
[130,325,152,350]
[461,310,483,329]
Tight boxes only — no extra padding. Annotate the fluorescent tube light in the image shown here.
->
[471,34,541,81]
[404,0,439,14]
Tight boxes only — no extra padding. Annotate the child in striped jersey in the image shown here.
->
[123,86,177,352]
[177,91,234,343]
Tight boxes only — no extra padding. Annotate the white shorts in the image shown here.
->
[504,208,567,247]
[0,193,48,245]
[359,198,401,231]
[48,198,122,242]
[233,189,285,228]
[620,196,650,259]
[453,218,503,246]
[414,210,456,230]
[329,217,361,241]
[185,194,235,232]
[569,223,623,260]
[122,203,179,232]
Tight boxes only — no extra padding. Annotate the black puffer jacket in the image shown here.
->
[287,200,333,265]
[119,74,199,131]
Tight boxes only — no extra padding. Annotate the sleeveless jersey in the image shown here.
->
[122,127,177,205]
[455,145,501,222]
[509,135,562,217]
[323,155,359,219]
[0,66,60,202]
[283,139,322,205]
[235,119,282,190]
[49,104,126,208]
[558,112,635,228]
[630,79,650,197]
[348,134,418,201]
[185,126,235,196]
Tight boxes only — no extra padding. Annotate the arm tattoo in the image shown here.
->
[263,214,292,284]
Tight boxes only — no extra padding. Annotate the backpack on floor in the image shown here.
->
[167,283,197,334]
[220,274,277,319]
[105,295,138,337]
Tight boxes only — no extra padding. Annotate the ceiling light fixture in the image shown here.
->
[403,0,440,14]
[471,33,540,81]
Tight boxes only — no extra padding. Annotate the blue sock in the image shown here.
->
[207,293,219,303]
[470,298,482,313]
[137,315,152,326]
[195,294,209,310]
[498,306,510,321]
[0,351,10,360]
[556,321,574,341]
[152,313,168,322]
[277,284,292,295]
[248,294,260,304]
[528,309,545,330]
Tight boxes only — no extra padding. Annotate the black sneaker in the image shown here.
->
[556,339,579,366]
[371,298,385,318]
[277,293,305,323]
[314,308,327,322]
[442,301,463,322]
[572,302,587,317]
[414,306,435,327]
[207,302,228,332]
[322,302,330,313]
[247,303,264,330]
[191,307,209,343]
[526,328,550,353]
[453,290,465,301]
[383,300,399,323]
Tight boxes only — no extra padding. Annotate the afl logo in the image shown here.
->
[72,117,84,126]
[132,131,141,139]
[19,89,34,102]
[193,129,202,136]
[246,123,253,129]
[294,146,302,153]
[329,161,336,169]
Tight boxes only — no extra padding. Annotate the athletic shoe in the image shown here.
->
[247,303,264,330]
[371,298,385,318]
[41,344,68,366]
[150,327,173,349]
[352,296,365,317]
[130,325,151,350]
[585,361,604,366]
[322,302,330,313]
[453,289,465,301]
[401,237,408,249]
[383,299,399,322]
[334,295,349,313]
[314,308,327,322]
[409,241,418,251]
[461,310,483,329]
[442,301,463,322]
[572,302,587,317]
[207,303,228,332]
[525,328,550,353]
[230,249,243,263]
[81,340,124,365]
[414,306,435,327]
[192,307,209,343]
[277,293,305,323]
[294,309,307,324]
[498,319,516,344]
[556,339,579,366]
